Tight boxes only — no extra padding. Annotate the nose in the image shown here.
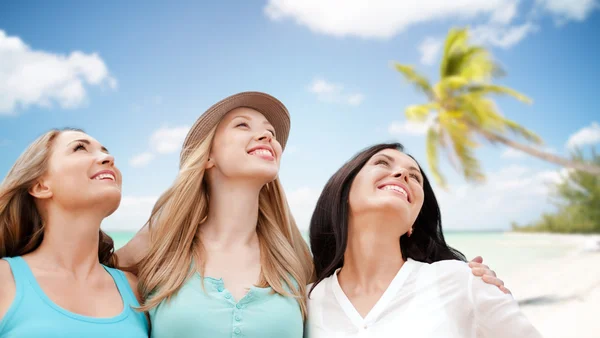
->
[393,168,410,183]
[97,152,115,166]
[255,129,273,143]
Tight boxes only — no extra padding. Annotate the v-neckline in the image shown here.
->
[331,258,414,328]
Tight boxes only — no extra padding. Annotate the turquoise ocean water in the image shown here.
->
[108,231,577,278]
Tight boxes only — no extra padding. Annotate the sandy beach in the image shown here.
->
[503,233,600,338]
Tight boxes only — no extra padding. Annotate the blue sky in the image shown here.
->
[1,0,599,232]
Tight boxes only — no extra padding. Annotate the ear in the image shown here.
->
[205,156,215,170]
[29,179,53,200]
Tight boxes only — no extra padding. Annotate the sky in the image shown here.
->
[1,0,599,232]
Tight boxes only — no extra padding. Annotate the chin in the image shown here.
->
[245,165,279,182]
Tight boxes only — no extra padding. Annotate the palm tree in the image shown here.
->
[393,27,600,188]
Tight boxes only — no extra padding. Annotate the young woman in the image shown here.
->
[116,92,510,337]
[306,143,541,337]
[117,92,313,338]
[0,128,149,338]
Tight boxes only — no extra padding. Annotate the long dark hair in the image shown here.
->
[0,128,118,267]
[309,142,465,294]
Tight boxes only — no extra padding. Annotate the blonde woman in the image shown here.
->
[116,92,510,337]
[0,129,149,338]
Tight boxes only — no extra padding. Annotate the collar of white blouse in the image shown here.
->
[330,258,415,330]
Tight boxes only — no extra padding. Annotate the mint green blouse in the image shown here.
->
[149,273,303,338]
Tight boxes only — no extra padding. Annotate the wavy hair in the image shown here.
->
[0,128,117,266]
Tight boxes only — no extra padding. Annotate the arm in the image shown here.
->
[123,270,143,304]
[0,260,16,321]
[469,273,542,338]
[468,256,511,294]
[115,223,150,273]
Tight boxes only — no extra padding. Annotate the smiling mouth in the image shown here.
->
[92,173,115,181]
[248,148,275,160]
[378,184,410,202]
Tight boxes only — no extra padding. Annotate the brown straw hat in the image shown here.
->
[180,91,290,167]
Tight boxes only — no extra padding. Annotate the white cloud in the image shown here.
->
[129,152,155,168]
[0,30,116,115]
[388,120,428,136]
[536,0,599,22]
[308,78,364,106]
[436,165,563,230]
[287,187,322,231]
[130,125,190,167]
[470,22,538,48]
[150,126,190,154]
[102,196,158,231]
[566,122,600,149]
[265,0,513,39]
[490,1,519,24]
[418,37,442,65]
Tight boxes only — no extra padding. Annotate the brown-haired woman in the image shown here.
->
[306,143,541,338]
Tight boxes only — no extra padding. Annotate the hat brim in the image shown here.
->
[180,91,290,167]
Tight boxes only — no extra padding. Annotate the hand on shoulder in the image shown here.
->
[0,259,17,320]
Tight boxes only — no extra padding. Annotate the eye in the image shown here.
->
[74,143,87,152]
[236,122,249,128]
[267,129,276,137]
[374,159,389,166]
[409,173,422,183]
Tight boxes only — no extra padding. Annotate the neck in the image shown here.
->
[201,179,262,247]
[338,212,405,290]
[32,205,104,277]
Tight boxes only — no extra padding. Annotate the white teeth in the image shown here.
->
[94,173,115,181]
[382,185,408,198]
[250,149,273,157]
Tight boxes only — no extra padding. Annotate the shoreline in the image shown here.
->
[504,232,600,338]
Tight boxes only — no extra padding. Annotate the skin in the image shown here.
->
[337,148,506,318]
[0,131,142,321]
[200,107,283,301]
[115,112,508,303]
[117,107,284,302]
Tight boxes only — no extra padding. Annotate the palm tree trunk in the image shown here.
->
[477,128,600,175]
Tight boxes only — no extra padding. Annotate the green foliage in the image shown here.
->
[393,26,539,187]
[513,149,600,233]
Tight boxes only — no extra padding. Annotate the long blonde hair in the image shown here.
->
[0,128,117,266]
[136,125,314,318]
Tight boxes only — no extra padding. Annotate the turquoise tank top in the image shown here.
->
[0,256,149,338]
[150,273,304,338]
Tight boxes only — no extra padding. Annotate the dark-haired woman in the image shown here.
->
[306,143,541,337]
[0,129,149,338]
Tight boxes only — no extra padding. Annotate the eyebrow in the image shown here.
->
[233,115,274,127]
[68,139,109,153]
[375,153,421,174]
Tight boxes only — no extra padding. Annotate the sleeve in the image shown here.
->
[468,273,543,338]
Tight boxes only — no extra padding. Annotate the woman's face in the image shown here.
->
[38,130,122,216]
[207,107,283,185]
[348,148,424,236]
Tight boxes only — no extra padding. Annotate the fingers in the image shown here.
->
[499,286,512,295]
[470,256,483,264]
[482,274,504,286]
[470,267,497,277]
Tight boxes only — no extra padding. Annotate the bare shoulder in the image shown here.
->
[122,270,143,304]
[0,259,17,320]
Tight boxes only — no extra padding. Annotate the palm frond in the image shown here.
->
[467,84,532,104]
[393,63,434,98]
[426,128,446,188]
[405,102,439,122]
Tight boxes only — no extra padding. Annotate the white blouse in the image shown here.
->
[306,258,541,338]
